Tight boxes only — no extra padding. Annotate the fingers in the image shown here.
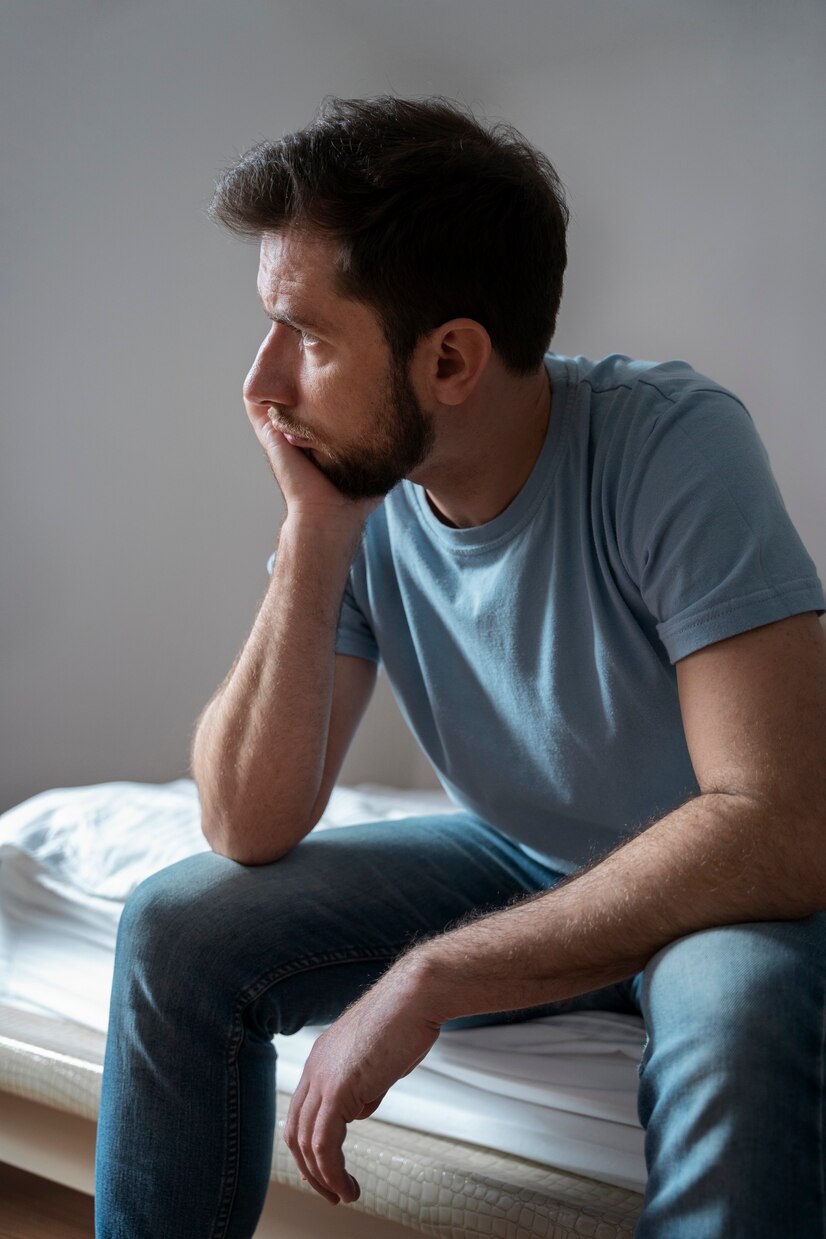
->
[244,402,310,482]
[253,418,351,518]
[309,1108,357,1203]
[284,1091,360,1205]
[284,1094,338,1204]
[283,1086,318,1189]
[256,421,312,485]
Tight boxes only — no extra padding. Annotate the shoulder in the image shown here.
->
[563,351,744,410]
[554,351,753,457]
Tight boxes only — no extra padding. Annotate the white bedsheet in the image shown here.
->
[0,779,646,1191]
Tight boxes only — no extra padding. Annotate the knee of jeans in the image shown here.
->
[114,851,244,967]
[640,916,825,1047]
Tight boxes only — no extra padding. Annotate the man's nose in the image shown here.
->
[243,327,294,406]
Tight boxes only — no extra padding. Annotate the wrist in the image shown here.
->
[390,943,460,1027]
[279,510,366,560]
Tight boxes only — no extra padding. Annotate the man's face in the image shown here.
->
[243,229,434,501]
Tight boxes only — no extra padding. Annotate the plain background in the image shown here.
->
[2,0,824,812]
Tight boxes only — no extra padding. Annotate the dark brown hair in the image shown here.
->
[209,95,569,375]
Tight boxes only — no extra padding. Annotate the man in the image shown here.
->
[94,96,826,1238]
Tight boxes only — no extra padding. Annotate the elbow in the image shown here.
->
[200,808,306,868]
[193,766,320,866]
[210,838,296,867]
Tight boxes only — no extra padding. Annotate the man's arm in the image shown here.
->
[192,415,379,866]
[409,609,826,1015]
[284,610,826,1203]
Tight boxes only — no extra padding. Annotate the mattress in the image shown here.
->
[0,778,647,1231]
[0,1003,644,1239]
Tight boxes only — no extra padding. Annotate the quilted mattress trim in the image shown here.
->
[0,1002,643,1238]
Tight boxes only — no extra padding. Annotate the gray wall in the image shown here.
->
[2,1,824,812]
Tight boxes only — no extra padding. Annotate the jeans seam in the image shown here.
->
[210,944,404,1239]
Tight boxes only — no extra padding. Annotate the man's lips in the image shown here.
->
[282,430,315,447]
[267,408,316,448]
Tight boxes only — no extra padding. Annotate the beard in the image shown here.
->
[305,358,435,502]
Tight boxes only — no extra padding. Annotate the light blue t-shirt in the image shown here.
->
[310,352,825,873]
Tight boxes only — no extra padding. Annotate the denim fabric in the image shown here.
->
[634,916,826,1237]
[94,814,826,1237]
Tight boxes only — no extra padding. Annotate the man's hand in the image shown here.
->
[246,399,382,530]
[283,958,442,1206]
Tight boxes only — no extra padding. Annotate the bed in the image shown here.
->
[0,779,646,1237]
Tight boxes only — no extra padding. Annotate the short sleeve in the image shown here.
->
[619,391,825,663]
[335,570,381,664]
[265,550,380,664]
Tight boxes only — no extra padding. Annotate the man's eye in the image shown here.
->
[299,331,320,347]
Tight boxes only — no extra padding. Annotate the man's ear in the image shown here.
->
[416,319,492,406]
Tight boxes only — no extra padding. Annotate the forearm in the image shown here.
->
[407,791,823,1023]
[192,516,361,861]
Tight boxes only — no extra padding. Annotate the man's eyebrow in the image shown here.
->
[257,295,331,335]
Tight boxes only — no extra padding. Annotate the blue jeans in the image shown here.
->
[93,813,826,1237]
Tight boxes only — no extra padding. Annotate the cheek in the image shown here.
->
[306,362,359,417]
[302,351,387,437]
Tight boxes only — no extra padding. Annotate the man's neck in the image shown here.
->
[418,364,552,529]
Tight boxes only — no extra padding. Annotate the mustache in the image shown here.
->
[266,406,319,446]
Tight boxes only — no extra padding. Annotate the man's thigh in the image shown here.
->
[634,912,826,1236]
[637,911,826,1093]
[116,811,564,1033]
